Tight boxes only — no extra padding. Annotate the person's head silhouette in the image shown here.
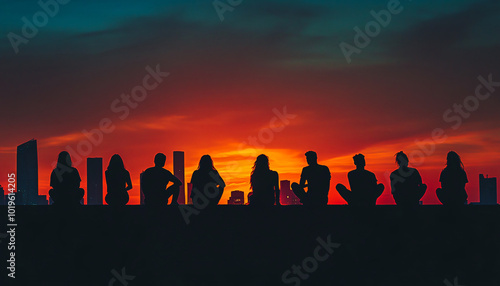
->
[395,151,409,168]
[57,151,72,169]
[108,154,125,171]
[253,154,270,171]
[198,155,215,171]
[305,151,318,166]
[446,151,464,170]
[353,154,365,169]
[154,153,167,168]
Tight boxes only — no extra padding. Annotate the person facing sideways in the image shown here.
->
[49,151,85,205]
[249,154,280,206]
[291,151,331,206]
[436,151,468,206]
[390,151,427,206]
[190,155,225,208]
[335,154,384,206]
[105,154,132,206]
[141,153,182,206]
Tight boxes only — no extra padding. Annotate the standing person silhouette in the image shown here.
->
[291,151,331,206]
[190,155,225,208]
[436,151,468,206]
[141,153,182,206]
[105,154,132,206]
[335,154,384,206]
[49,151,85,205]
[249,154,280,206]
[390,151,427,206]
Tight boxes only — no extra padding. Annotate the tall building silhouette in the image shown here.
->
[0,186,4,205]
[280,180,300,205]
[87,158,103,205]
[480,174,497,205]
[173,151,185,205]
[17,139,38,205]
[228,190,244,205]
[187,183,193,204]
[140,171,145,205]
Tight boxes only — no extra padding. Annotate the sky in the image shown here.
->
[1,0,499,205]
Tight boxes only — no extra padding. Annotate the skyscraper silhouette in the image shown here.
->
[480,174,497,205]
[87,158,103,205]
[187,182,193,204]
[16,139,38,205]
[173,151,185,205]
[280,180,300,205]
[0,186,4,205]
[140,171,145,205]
[228,190,244,205]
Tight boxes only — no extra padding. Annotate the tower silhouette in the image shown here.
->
[173,151,185,205]
[17,139,38,205]
[480,174,497,205]
[87,158,103,205]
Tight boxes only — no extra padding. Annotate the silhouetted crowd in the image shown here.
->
[48,150,469,207]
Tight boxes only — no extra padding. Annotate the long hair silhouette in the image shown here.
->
[446,151,464,170]
[197,155,216,172]
[250,154,270,190]
[57,151,72,168]
[107,154,126,171]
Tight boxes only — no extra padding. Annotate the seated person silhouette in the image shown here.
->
[248,154,280,206]
[335,154,384,206]
[190,155,225,208]
[49,151,85,206]
[391,151,427,206]
[141,153,182,206]
[436,151,468,206]
[105,154,132,206]
[291,151,330,206]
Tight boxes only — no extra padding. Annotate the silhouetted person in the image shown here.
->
[436,151,468,206]
[141,153,182,206]
[190,155,225,208]
[49,151,85,205]
[335,154,384,206]
[390,151,427,206]
[105,154,132,206]
[249,154,280,206]
[291,151,330,206]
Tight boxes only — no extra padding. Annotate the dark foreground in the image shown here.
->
[1,205,499,286]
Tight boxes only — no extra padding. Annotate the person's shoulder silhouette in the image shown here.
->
[49,151,84,206]
[142,153,181,206]
[249,154,280,206]
[105,154,132,206]
[436,151,468,206]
